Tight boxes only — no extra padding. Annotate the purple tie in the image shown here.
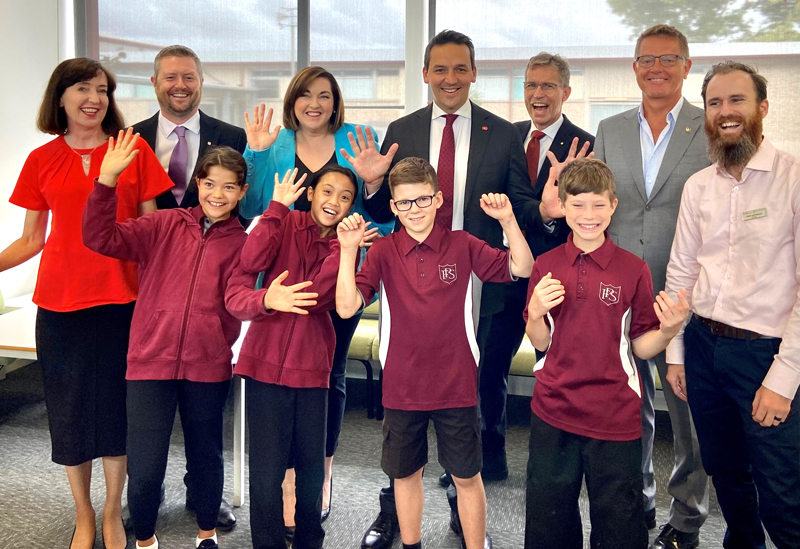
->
[168,125,188,204]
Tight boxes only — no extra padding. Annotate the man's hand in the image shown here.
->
[752,385,792,427]
[479,193,513,222]
[337,213,369,251]
[273,168,307,208]
[527,273,565,319]
[98,128,140,187]
[653,288,690,338]
[340,126,399,190]
[244,104,281,152]
[263,270,318,315]
[666,364,688,402]
[539,137,594,222]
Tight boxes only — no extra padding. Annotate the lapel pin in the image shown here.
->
[685,127,691,132]
[207,141,212,145]
[481,126,488,131]
[560,142,564,145]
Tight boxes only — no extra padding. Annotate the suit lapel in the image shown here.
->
[413,105,433,160]
[465,103,491,208]
[139,113,159,151]
[198,111,219,160]
[621,109,647,201]
[649,102,703,200]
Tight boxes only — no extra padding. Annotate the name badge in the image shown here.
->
[743,208,767,221]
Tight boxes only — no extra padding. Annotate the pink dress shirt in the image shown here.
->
[665,138,800,400]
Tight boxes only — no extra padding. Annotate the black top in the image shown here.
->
[293,151,338,212]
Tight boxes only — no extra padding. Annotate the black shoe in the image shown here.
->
[645,508,657,530]
[439,472,453,487]
[186,496,237,532]
[321,476,332,523]
[361,511,398,549]
[447,485,492,549]
[197,539,219,549]
[650,524,699,549]
[285,526,295,549]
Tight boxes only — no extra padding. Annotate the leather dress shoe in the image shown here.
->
[185,496,237,532]
[285,526,295,549]
[645,508,657,530]
[650,524,699,549]
[447,486,492,549]
[360,510,398,549]
[439,472,453,487]
[197,539,219,549]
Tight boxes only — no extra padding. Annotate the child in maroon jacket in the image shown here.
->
[82,130,250,549]
[225,164,358,549]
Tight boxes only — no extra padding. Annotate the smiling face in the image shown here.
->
[59,71,109,134]
[307,171,356,237]
[293,76,335,135]
[423,43,477,114]
[561,191,617,253]
[197,166,247,224]
[524,65,571,131]
[634,35,691,105]
[152,56,203,123]
[390,182,443,242]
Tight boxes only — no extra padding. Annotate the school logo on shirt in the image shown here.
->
[439,264,457,284]
[599,283,621,306]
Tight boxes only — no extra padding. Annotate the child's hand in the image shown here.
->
[263,270,319,315]
[244,104,281,152]
[540,138,594,220]
[98,128,140,186]
[337,213,368,250]
[273,168,307,208]
[479,193,513,222]
[527,272,565,319]
[360,226,381,248]
[653,288,690,338]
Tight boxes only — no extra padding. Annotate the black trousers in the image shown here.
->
[684,318,800,549]
[127,379,230,540]
[327,310,361,457]
[525,413,647,549]
[247,379,328,549]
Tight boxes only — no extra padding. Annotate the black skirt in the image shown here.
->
[36,302,134,466]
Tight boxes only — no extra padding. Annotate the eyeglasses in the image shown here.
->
[635,54,686,68]
[393,195,435,211]
[523,81,560,92]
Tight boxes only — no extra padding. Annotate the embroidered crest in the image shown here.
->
[439,264,457,284]
[599,283,621,306]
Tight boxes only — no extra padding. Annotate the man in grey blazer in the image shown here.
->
[594,24,710,549]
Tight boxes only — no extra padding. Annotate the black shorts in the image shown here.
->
[381,406,482,480]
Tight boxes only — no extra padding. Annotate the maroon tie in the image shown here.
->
[437,114,458,229]
[526,130,546,188]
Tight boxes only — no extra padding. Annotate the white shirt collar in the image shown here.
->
[531,114,564,140]
[637,97,685,126]
[158,109,201,137]
[432,100,472,121]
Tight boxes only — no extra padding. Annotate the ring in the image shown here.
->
[775,416,783,421]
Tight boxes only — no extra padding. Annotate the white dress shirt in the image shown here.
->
[638,97,684,198]
[155,110,201,190]
[429,101,472,232]
[523,114,564,179]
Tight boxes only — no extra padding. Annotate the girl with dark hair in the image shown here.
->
[0,59,172,549]
[82,140,249,549]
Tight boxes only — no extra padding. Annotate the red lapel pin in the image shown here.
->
[481,126,488,131]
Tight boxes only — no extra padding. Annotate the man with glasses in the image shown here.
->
[594,24,710,549]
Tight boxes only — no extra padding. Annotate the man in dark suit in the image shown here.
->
[347,30,546,549]
[132,44,246,211]
[130,44,244,532]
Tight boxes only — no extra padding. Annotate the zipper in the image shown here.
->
[174,226,212,378]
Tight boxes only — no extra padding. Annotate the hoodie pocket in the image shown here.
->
[134,310,182,361]
[183,312,229,363]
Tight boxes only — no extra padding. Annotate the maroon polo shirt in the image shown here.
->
[523,232,659,441]
[355,224,514,411]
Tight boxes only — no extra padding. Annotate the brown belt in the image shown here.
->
[695,315,767,340]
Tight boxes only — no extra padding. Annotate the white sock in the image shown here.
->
[197,532,218,547]
[136,537,158,549]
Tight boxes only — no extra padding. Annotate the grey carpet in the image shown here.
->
[0,363,776,548]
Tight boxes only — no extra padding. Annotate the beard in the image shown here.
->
[705,111,763,170]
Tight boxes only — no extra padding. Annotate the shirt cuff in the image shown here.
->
[762,356,800,401]
[542,219,557,234]
[665,332,685,365]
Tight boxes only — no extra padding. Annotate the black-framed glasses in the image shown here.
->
[393,195,435,211]
[635,54,686,68]
[523,81,560,92]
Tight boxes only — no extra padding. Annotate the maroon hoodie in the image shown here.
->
[82,181,250,382]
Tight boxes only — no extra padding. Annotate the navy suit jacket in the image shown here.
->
[132,110,247,210]
[365,101,537,317]
[513,115,594,258]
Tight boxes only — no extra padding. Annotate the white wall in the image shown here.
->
[0,0,60,299]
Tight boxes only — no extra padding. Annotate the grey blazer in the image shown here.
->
[594,101,710,294]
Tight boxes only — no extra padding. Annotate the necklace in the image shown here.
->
[65,139,103,176]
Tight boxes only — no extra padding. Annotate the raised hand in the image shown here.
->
[98,128,140,186]
[360,226,381,248]
[244,104,281,152]
[273,168,308,208]
[263,270,319,315]
[337,213,368,250]
[540,137,595,220]
[479,193,513,222]
[340,126,399,186]
[527,272,565,319]
[653,288,690,338]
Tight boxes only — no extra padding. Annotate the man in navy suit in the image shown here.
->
[129,44,244,532]
[132,44,246,211]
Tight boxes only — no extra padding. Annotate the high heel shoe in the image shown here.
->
[320,476,332,523]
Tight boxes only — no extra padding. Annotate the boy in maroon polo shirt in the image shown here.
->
[336,157,533,549]
[522,158,689,549]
